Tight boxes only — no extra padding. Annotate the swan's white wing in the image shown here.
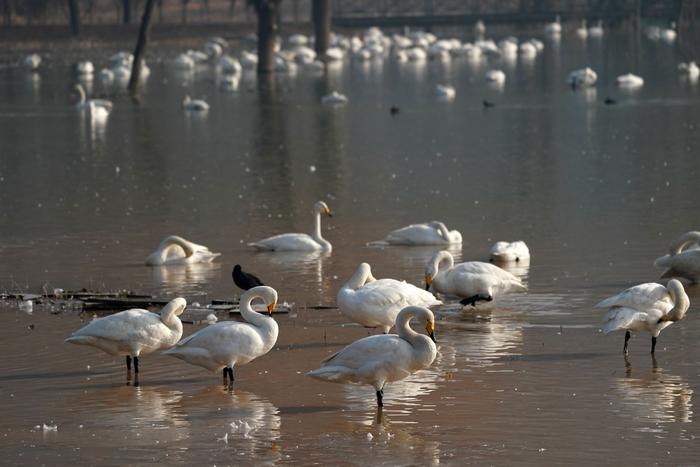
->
[359,279,441,308]
[316,335,412,370]
[68,309,163,344]
[383,224,445,245]
[659,251,700,281]
[449,262,526,294]
[249,233,319,251]
[90,99,113,111]
[595,283,671,312]
[603,307,649,333]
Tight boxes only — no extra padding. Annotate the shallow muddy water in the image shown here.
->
[1,28,700,465]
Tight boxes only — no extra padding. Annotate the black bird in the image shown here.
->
[232,264,265,291]
[483,100,495,109]
[604,97,617,105]
[390,106,400,116]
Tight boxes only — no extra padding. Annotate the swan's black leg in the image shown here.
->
[651,336,657,354]
[376,390,384,408]
[133,356,139,374]
[223,368,228,385]
[623,331,631,354]
[126,355,132,371]
[460,295,479,307]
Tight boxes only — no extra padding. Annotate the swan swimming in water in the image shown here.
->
[321,91,348,105]
[66,297,186,374]
[654,231,700,283]
[490,241,530,263]
[616,73,644,88]
[337,262,441,333]
[24,53,41,71]
[73,84,113,119]
[597,279,689,354]
[425,250,526,306]
[164,286,278,386]
[372,221,462,246]
[249,201,333,252]
[182,96,210,111]
[145,235,220,266]
[568,67,598,88]
[307,305,437,408]
[435,84,456,100]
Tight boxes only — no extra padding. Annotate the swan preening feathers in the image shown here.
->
[490,241,530,263]
[164,286,279,385]
[372,221,462,246]
[597,279,690,354]
[337,262,441,333]
[145,235,220,266]
[425,250,526,306]
[249,201,333,252]
[654,231,700,283]
[66,298,187,373]
[308,306,437,407]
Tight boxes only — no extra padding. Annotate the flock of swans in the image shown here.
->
[64,196,699,408]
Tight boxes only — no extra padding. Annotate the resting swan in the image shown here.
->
[338,262,441,333]
[307,306,437,408]
[164,286,278,386]
[425,250,526,306]
[249,201,332,252]
[490,240,530,263]
[597,279,689,354]
[654,231,700,283]
[74,84,113,119]
[66,297,186,374]
[145,235,220,266]
[372,221,462,246]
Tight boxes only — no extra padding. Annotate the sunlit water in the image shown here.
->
[1,27,700,465]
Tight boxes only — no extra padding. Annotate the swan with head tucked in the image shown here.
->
[164,286,278,385]
[66,297,186,374]
[73,84,113,119]
[372,221,462,246]
[490,240,530,263]
[249,201,333,252]
[654,231,700,283]
[182,95,209,111]
[145,235,220,266]
[425,250,526,306]
[24,53,41,71]
[597,279,689,354]
[338,262,441,333]
[307,306,437,407]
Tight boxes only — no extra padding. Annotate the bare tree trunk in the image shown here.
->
[129,0,157,96]
[68,0,80,36]
[123,0,131,23]
[2,0,11,26]
[312,0,330,56]
[257,1,279,74]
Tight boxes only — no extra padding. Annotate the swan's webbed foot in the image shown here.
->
[623,330,631,355]
[376,390,384,408]
[651,336,657,354]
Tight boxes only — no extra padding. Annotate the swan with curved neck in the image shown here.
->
[338,262,441,333]
[597,279,690,354]
[373,220,462,246]
[308,305,437,407]
[653,231,700,283]
[66,297,186,375]
[425,250,526,306]
[73,84,113,117]
[145,235,220,266]
[249,201,333,252]
[164,286,278,385]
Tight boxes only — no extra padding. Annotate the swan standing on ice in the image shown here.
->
[425,250,526,306]
[373,221,462,246]
[597,280,689,354]
[654,231,700,283]
[182,96,209,111]
[164,286,278,386]
[145,235,220,265]
[338,263,441,333]
[490,241,530,263]
[307,306,437,408]
[249,201,333,252]
[73,84,113,118]
[232,264,265,291]
[66,297,186,374]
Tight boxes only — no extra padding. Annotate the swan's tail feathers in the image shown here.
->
[307,366,353,383]
[654,255,672,269]
[602,307,644,334]
[366,240,389,247]
[513,281,528,292]
[248,242,272,251]
[65,335,95,346]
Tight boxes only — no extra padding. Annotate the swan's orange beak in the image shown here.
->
[267,302,276,316]
[426,321,436,343]
[425,275,433,290]
[324,207,332,217]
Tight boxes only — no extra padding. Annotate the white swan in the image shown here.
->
[145,235,220,266]
[24,53,41,71]
[219,55,242,75]
[182,95,209,111]
[490,241,530,263]
[597,279,689,354]
[485,69,506,85]
[73,84,113,118]
[66,297,186,374]
[678,62,700,81]
[617,73,644,88]
[654,231,700,283]
[588,20,604,38]
[544,16,562,35]
[425,250,526,306]
[307,305,437,407]
[164,286,278,385]
[321,91,348,105]
[568,67,597,88]
[338,263,441,333]
[373,221,462,246]
[249,201,332,252]
[576,20,589,39]
[76,61,95,75]
[435,84,456,100]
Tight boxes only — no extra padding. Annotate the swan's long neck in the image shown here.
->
[159,299,185,332]
[432,250,454,275]
[343,264,371,291]
[240,293,275,330]
[75,86,86,105]
[431,221,450,240]
[311,211,331,250]
[667,281,690,321]
[160,236,194,257]
[669,231,700,255]
[396,309,421,345]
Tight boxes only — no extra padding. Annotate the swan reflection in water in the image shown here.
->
[254,249,331,296]
[150,262,221,294]
[612,356,693,425]
[492,257,530,282]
